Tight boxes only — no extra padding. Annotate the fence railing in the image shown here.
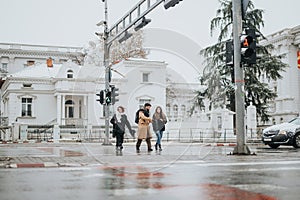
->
[62,127,262,143]
[2,125,262,143]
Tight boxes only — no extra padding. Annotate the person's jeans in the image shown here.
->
[155,130,163,145]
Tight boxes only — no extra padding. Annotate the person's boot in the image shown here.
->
[159,144,162,151]
[136,139,142,152]
[155,143,158,151]
[146,138,153,152]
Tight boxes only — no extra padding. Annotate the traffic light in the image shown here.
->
[241,28,257,64]
[118,31,133,43]
[225,40,233,65]
[134,17,151,31]
[105,90,112,105]
[164,0,183,9]
[96,90,105,104]
[111,85,119,105]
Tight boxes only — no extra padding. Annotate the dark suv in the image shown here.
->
[262,117,300,149]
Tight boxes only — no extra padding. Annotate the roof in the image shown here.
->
[10,63,61,78]
[9,61,104,80]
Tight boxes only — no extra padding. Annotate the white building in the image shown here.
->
[0,55,167,140]
[260,25,300,124]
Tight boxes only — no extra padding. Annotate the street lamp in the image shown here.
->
[97,0,184,145]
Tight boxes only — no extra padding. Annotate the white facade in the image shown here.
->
[1,59,166,129]
[260,25,300,124]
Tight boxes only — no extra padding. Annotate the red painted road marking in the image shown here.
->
[16,163,45,168]
[202,183,278,200]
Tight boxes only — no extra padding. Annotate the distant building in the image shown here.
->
[0,42,83,75]
[260,25,300,124]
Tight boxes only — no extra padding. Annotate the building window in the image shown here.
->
[79,100,82,118]
[27,60,35,66]
[1,63,8,72]
[180,105,186,117]
[139,99,151,109]
[142,73,149,82]
[166,104,171,118]
[173,104,178,119]
[23,83,32,88]
[67,70,74,78]
[21,98,32,117]
[65,100,74,118]
[217,116,222,130]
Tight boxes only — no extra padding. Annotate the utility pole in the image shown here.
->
[102,0,111,145]
[232,0,251,154]
[98,0,183,145]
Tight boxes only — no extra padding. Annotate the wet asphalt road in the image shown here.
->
[0,142,300,200]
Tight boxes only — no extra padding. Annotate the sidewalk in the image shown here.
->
[0,141,264,169]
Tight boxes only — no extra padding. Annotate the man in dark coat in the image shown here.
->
[136,103,153,152]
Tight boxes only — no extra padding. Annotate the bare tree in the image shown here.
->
[83,30,147,67]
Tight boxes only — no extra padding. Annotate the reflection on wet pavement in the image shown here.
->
[99,165,277,200]
[37,147,85,157]
[101,166,173,191]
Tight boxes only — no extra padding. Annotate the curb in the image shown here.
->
[9,162,59,168]
[1,140,51,144]
[7,162,90,168]
[206,143,237,147]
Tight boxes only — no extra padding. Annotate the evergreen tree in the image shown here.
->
[193,0,287,123]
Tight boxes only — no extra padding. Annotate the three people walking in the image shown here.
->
[111,103,167,153]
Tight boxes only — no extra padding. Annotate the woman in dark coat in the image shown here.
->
[110,106,135,150]
[152,106,167,151]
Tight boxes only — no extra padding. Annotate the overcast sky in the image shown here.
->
[0,0,299,48]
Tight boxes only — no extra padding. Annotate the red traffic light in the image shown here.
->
[241,35,253,48]
[241,29,257,64]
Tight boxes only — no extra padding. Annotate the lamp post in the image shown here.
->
[97,0,183,145]
[102,0,111,145]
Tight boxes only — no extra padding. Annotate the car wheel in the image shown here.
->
[268,144,280,149]
[293,133,300,148]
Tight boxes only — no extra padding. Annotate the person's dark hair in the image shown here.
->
[144,103,152,107]
[117,106,125,112]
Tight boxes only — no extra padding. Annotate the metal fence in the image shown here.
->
[2,125,262,143]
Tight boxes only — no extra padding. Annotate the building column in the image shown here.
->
[56,95,61,125]
[62,95,65,125]
[84,95,88,125]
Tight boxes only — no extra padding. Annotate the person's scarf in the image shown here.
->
[116,112,122,123]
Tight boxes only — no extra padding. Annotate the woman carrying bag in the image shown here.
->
[152,106,167,151]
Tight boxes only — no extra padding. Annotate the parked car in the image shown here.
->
[262,117,300,148]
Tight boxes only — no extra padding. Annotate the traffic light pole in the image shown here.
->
[232,0,251,154]
[100,0,182,145]
[103,0,111,145]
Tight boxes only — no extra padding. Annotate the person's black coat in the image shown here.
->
[110,114,134,136]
